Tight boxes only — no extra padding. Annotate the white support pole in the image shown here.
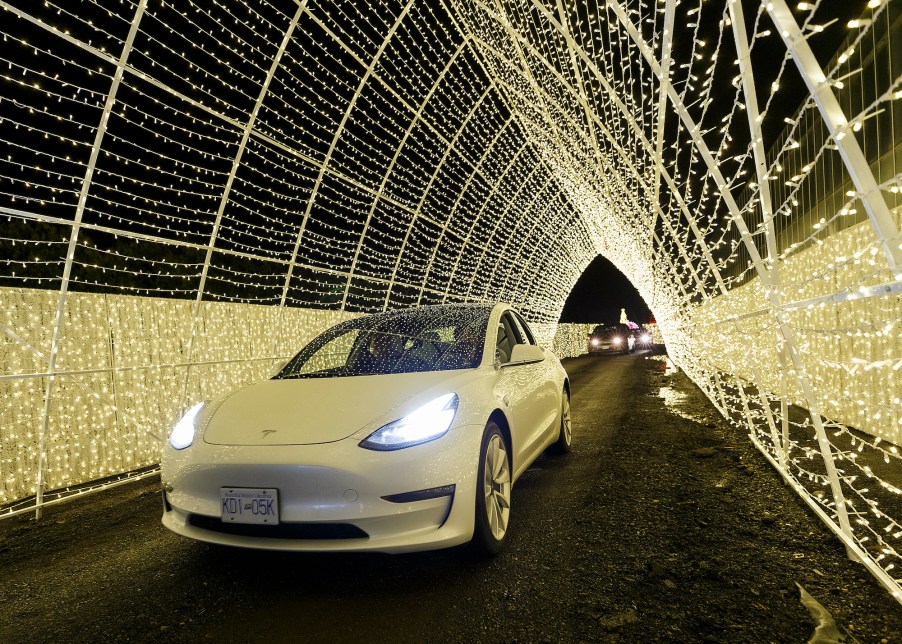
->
[751,367,790,472]
[651,0,676,211]
[730,0,790,474]
[781,376,790,468]
[711,369,731,417]
[767,0,902,273]
[736,377,762,436]
[729,0,779,280]
[34,0,148,520]
[104,295,125,463]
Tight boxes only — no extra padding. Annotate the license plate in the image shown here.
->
[220,488,279,525]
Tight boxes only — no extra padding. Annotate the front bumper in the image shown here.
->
[589,344,622,353]
[161,423,483,553]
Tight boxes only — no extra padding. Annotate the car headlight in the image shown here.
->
[613,336,622,345]
[590,338,600,346]
[641,333,652,343]
[169,402,205,450]
[360,393,459,451]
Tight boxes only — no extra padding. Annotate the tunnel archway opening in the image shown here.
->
[559,255,652,326]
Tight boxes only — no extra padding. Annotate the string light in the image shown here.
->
[0,0,899,603]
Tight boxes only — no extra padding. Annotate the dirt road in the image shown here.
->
[2,351,900,642]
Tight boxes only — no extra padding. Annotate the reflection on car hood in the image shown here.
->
[202,370,464,446]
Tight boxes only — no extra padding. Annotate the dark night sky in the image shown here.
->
[558,255,652,325]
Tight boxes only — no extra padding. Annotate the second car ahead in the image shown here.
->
[161,303,571,554]
[588,323,635,354]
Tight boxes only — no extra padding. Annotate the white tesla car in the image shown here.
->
[161,303,571,553]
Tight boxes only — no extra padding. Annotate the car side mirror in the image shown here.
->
[506,343,544,366]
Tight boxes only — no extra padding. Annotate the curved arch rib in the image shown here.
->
[36,0,150,519]
[184,3,305,397]
[340,38,470,309]
[382,81,495,310]
[278,1,416,310]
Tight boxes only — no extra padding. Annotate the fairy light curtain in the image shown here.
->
[0,0,899,601]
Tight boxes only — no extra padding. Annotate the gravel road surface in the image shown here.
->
[2,351,901,643]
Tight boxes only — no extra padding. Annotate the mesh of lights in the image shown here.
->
[0,0,899,602]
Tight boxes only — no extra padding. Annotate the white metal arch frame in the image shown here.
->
[34,0,150,519]
[0,0,899,604]
[278,1,416,310]
[341,38,470,309]
[466,6,725,299]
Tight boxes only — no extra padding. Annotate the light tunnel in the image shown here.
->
[0,0,900,600]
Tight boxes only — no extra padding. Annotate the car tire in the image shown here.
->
[550,390,572,454]
[472,422,511,555]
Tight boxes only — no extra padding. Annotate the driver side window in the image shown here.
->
[495,317,514,363]
[509,311,535,346]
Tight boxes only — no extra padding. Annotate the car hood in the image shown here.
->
[202,370,468,446]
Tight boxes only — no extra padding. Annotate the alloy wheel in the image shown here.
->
[483,433,511,541]
[561,394,572,445]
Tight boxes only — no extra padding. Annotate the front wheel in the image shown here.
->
[472,423,511,554]
[550,390,572,454]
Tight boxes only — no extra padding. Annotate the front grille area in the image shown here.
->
[187,514,369,540]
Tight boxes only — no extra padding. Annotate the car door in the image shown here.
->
[509,310,560,447]
[493,311,550,477]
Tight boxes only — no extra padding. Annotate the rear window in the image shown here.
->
[592,325,627,336]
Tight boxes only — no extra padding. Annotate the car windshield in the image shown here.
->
[275,305,492,379]
[592,325,626,337]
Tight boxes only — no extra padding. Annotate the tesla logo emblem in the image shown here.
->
[261,429,277,439]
